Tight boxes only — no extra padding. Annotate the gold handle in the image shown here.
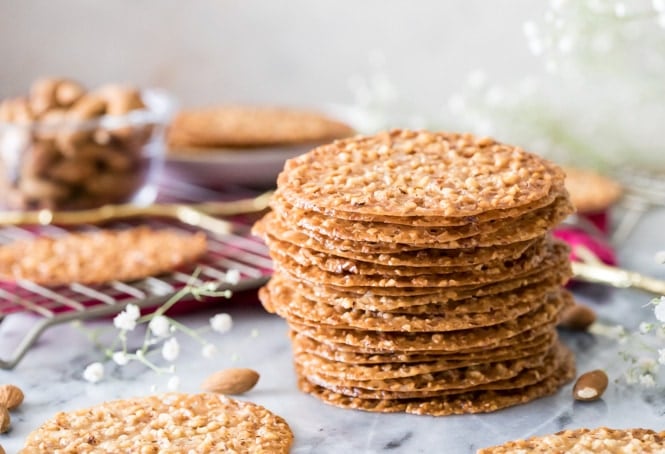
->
[0,191,273,227]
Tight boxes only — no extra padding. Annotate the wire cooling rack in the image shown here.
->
[0,182,273,370]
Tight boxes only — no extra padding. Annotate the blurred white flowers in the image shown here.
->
[210,313,233,333]
[162,338,180,362]
[113,304,140,331]
[83,362,104,383]
[80,272,234,383]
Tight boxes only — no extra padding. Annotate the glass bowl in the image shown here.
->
[0,89,174,211]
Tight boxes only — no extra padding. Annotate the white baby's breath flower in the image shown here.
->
[162,338,180,362]
[149,315,171,338]
[210,313,233,333]
[112,351,129,366]
[224,269,241,285]
[654,250,665,264]
[125,304,140,320]
[113,311,137,331]
[202,344,217,358]
[639,357,658,374]
[167,375,180,391]
[658,348,665,365]
[653,297,665,322]
[640,373,656,388]
[83,362,104,383]
[136,349,145,359]
[639,322,653,334]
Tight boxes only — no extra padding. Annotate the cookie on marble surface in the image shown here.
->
[0,226,206,286]
[21,393,293,453]
[297,345,574,415]
[168,105,355,149]
[276,129,566,219]
[478,427,665,453]
[564,166,623,213]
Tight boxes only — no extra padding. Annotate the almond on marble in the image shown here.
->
[573,369,608,402]
[0,384,24,410]
[559,303,596,331]
[202,368,260,395]
[0,406,9,434]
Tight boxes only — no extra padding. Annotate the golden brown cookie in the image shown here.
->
[478,427,665,454]
[564,166,623,213]
[21,393,293,453]
[297,345,575,415]
[168,106,355,149]
[277,129,566,219]
[0,226,206,286]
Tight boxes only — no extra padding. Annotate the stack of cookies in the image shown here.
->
[253,129,576,415]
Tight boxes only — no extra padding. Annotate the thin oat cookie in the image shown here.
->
[287,291,571,353]
[291,330,557,365]
[478,427,665,454]
[21,393,293,453]
[277,129,566,218]
[297,345,575,415]
[272,194,571,246]
[302,343,569,400]
[273,241,568,289]
[0,226,207,286]
[261,284,551,333]
[265,234,551,277]
[296,346,550,389]
[255,214,539,268]
[168,105,354,149]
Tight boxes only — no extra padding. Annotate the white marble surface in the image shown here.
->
[2,209,665,453]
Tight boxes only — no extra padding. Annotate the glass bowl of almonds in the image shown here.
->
[0,78,174,210]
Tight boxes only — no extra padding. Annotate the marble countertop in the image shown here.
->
[2,209,665,453]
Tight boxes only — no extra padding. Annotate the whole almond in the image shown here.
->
[0,442,6,454]
[0,384,24,410]
[559,303,596,331]
[0,406,9,434]
[573,369,608,401]
[202,368,260,395]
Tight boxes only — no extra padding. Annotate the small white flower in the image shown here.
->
[83,362,104,383]
[225,269,241,285]
[639,357,658,374]
[149,315,171,338]
[658,348,665,365]
[625,369,638,384]
[639,322,653,334]
[654,298,665,322]
[522,21,539,38]
[162,338,180,362]
[210,313,233,333]
[640,373,656,388]
[136,349,145,359]
[167,375,180,391]
[124,304,140,320]
[202,344,217,358]
[112,351,129,366]
[113,311,137,331]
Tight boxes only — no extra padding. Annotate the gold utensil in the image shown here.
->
[0,191,273,235]
[572,244,665,295]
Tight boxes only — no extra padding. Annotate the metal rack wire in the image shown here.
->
[0,184,273,370]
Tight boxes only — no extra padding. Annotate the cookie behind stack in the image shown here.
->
[253,129,576,415]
